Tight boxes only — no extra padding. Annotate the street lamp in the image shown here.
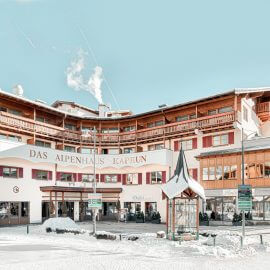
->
[82,126,98,235]
[240,127,258,243]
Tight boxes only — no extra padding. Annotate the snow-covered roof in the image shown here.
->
[161,148,205,200]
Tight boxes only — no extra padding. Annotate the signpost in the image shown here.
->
[238,185,252,211]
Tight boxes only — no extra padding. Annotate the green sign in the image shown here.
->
[88,193,102,208]
[238,185,252,211]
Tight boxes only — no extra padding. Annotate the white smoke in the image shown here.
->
[66,49,103,104]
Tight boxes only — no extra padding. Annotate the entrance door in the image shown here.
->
[102,202,117,221]
[42,202,50,221]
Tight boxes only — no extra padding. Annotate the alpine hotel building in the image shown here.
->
[1,87,270,225]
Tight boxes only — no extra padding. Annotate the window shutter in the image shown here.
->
[18,168,23,178]
[193,168,198,180]
[48,171,52,180]
[192,138,197,149]
[56,172,61,181]
[32,169,36,179]
[138,173,142,185]
[228,132,234,144]
[174,141,179,151]
[78,173,82,182]
[117,174,121,183]
[73,173,77,182]
[0,166,3,177]
[146,172,150,184]
[95,174,99,182]
[202,136,207,148]
[101,174,105,182]
[122,174,127,185]
[207,136,213,147]
[162,171,166,184]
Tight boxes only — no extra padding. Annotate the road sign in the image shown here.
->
[88,193,102,209]
[238,185,252,211]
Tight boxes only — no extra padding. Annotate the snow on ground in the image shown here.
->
[0,222,270,270]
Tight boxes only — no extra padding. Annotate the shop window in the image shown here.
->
[10,202,19,217]
[35,140,51,148]
[151,171,162,184]
[0,202,9,220]
[124,202,141,214]
[105,174,118,183]
[127,173,138,185]
[21,202,29,217]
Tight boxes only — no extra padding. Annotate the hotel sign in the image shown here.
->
[0,144,173,169]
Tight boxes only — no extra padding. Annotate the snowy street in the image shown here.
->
[1,222,270,270]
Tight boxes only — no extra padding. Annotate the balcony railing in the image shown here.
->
[257,102,270,113]
[0,111,236,145]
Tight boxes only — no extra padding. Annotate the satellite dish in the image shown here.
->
[13,84,24,96]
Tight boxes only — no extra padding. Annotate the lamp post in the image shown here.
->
[241,127,257,243]
[82,126,97,235]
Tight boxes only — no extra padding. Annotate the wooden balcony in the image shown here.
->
[0,111,236,146]
[256,102,270,121]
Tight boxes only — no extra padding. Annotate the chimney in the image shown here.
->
[98,104,110,118]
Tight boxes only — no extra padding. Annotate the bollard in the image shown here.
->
[27,225,29,234]
[120,234,122,241]
[260,235,263,245]
[213,236,216,247]
[240,236,243,248]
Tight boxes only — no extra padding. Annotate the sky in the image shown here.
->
[1,0,270,113]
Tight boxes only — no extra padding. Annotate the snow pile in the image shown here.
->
[42,217,81,232]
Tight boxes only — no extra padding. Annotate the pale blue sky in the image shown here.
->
[1,0,270,113]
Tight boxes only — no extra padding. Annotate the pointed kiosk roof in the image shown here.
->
[162,148,205,200]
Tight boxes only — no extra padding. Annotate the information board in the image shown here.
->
[238,185,252,211]
[88,193,102,209]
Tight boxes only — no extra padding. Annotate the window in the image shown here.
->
[36,116,50,124]
[203,168,209,180]
[213,134,228,146]
[223,165,237,179]
[243,106,248,122]
[8,109,21,116]
[123,126,135,132]
[148,144,164,151]
[181,139,193,150]
[65,123,76,131]
[60,173,73,182]
[218,106,233,113]
[127,173,138,185]
[209,167,215,180]
[64,145,76,152]
[35,170,49,180]
[265,162,270,177]
[82,174,94,182]
[147,122,155,128]
[155,120,164,126]
[35,140,51,148]
[208,109,217,116]
[176,115,189,122]
[108,148,120,154]
[248,163,264,178]
[105,174,118,183]
[101,128,119,133]
[0,133,21,142]
[151,171,162,184]
[81,148,97,154]
[216,166,223,180]
[124,148,135,154]
[0,106,7,112]
[3,167,19,178]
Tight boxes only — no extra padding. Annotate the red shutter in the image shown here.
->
[138,173,142,185]
[192,138,197,149]
[32,169,36,179]
[122,174,127,185]
[95,174,99,182]
[162,171,166,184]
[146,172,150,184]
[48,171,52,180]
[56,172,61,181]
[0,166,3,177]
[193,168,198,180]
[78,173,82,182]
[174,141,179,151]
[162,191,166,200]
[208,136,213,147]
[101,174,105,182]
[73,173,77,182]
[117,174,121,183]
[18,168,23,178]
[228,132,234,144]
[202,136,207,148]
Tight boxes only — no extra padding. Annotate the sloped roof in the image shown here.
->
[162,148,205,200]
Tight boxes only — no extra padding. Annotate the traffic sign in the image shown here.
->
[238,185,252,211]
[88,193,102,209]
